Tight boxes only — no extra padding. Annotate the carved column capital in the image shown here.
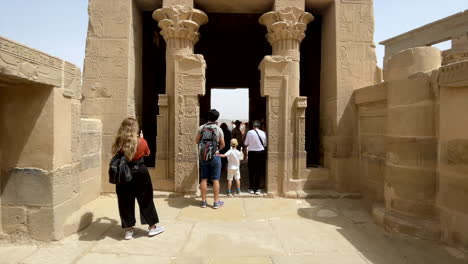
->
[259,7,313,57]
[153,5,208,55]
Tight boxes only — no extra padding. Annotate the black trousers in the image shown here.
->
[116,164,159,228]
[248,150,266,191]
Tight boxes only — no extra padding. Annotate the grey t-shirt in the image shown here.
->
[198,123,224,146]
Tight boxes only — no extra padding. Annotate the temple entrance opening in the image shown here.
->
[196,13,268,124]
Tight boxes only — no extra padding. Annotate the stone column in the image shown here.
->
[375,47,442,240]
[259,7,313,196]
[153,5,208,193]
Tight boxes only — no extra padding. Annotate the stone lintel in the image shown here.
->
[380,10,468,59]
[0,37,81,98]
[274,0,305,11]
[163,0,193,7]
[354,83,388,105]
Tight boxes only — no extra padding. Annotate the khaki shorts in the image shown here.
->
[227,168,241,181]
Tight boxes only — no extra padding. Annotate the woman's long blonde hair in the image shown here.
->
[112,117,139,161]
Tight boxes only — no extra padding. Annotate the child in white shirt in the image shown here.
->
[217,138,243,196]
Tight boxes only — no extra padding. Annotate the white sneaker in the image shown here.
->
[148,226,165,237]
[248,189,254,194]
[255,190,261,195]
[124,229,134,240]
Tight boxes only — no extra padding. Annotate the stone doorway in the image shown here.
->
[196,12,270,191]
[196,13,269,124]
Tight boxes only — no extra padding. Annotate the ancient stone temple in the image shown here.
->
[1,0,468,253]
[82,0,380,196]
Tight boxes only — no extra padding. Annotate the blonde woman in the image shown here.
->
[111,117,164,240]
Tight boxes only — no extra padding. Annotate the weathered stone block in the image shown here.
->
[385,165,436,200]
[360,157,385,201]
[88,0,130,14]
[439,208,468,249]
[82,57,129,80]
[359,115,386,134]
[28,194,80,241]
[384,47,441,82]
[337,1,374,43]
[440,139,468,165]
[163,0,193,7]
[437,171,468,214]
[85,38,129,58]
[82,78,128,99]
[80,153,101,172]
[360,135,386,158]
[387,104,435,137]
[2,168,52,206]
[81,118,103,132]
[53,90,72,168]
[274,0,305,10]
[52,163,80,205]
[386,137,437,168]
[332,136,354,158]
[387,78,433,106]
[71,101,81,163]
[79,177,101,206]
[2,207,27,233]
[87,15,130,39]
[355,83,387,105]
[80,131,102,156]
[81,98,128,116]
[80,165,101,185]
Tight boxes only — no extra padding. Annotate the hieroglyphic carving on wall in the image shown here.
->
[270,97,282,120]
[62,62,81,99]
[439,60,468,87]
[0,37,62,70]
[263,77,283,97]
[0,37,81,95]
[294,96,307,177]
[338,43,378,89]
[338,2,374,43]
[182,75,204,95]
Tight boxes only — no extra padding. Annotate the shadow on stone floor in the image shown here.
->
[297,199,467,264]
[164,196,201,209]
[78,216,120,242]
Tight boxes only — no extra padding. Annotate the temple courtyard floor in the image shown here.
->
[1,193,467,264]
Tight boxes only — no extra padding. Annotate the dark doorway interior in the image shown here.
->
[195,13,270,124]
[142,12,166,167]
[300,13,322,167]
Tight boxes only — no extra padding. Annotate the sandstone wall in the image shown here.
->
[79,119,102,206]
[354,83,387,203]
[320,0,380,193]
[0,36,102,241]
[355,45,468,250]
[83,0,143,192]
[437,60,468,250]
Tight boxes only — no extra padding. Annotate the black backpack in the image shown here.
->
[108,153,132,184]
[198,123,218,161]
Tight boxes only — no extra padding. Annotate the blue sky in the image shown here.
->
[0,1,466,119]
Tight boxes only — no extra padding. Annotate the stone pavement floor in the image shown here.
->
[1,193,467,264]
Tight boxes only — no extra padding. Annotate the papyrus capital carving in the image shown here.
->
[259,7,313,48]
[153,5,208,44]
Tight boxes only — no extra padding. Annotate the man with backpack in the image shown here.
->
[196,109,225,209]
